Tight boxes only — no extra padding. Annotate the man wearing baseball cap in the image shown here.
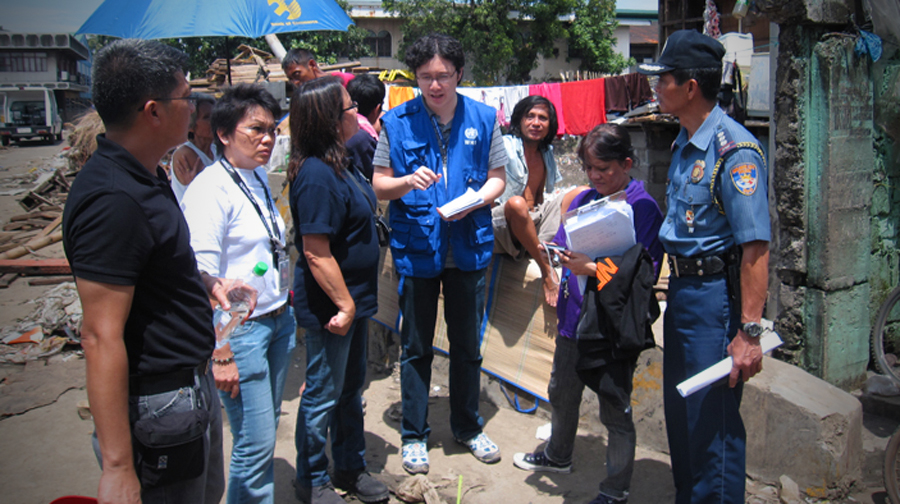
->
[638,29,770,504]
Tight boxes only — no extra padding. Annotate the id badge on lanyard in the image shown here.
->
[272,243,290,294]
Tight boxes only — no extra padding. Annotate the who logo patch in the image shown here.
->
[730,163,758,195]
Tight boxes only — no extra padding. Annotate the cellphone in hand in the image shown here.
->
[543,242,567,253]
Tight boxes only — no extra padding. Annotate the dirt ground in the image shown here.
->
[0,138,890,504]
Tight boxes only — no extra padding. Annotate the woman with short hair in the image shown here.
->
[181,83,296,504]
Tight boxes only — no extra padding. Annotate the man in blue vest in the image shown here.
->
[372,33,507,475]
[638,30,770,504]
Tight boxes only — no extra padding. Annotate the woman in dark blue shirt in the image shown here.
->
[287,76,388,504]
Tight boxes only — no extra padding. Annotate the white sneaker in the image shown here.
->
[402,441,429,474]
[458,432,501,464]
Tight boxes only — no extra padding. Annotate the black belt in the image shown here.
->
[668,248,740,278]
[129,360,208,396]
[252,302,288,320]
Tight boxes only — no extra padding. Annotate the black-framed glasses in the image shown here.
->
[416,71,457,86]
[136,96,197,111]
[342,101,359,113]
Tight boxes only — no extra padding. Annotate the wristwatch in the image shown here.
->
[742,322,763,338]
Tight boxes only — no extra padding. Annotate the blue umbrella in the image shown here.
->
[76,0,353,39]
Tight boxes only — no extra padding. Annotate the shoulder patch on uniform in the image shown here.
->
[730,163,758,195]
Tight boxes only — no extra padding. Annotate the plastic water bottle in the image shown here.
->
[213,261,268,348]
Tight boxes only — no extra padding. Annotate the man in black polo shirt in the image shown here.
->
[63,39,240,504]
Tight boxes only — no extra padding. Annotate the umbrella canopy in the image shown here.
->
[76,0,354,39]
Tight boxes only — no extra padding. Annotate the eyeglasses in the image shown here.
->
[239,125,278,140]
[416,71,457,86]
[342,101,359,113]
[136,96,197,111]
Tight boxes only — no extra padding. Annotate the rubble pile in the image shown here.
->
[0,281,80,364]
[188,44,363,94]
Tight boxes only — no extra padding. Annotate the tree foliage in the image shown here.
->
[384,0,576,85]
[384,0,631,85]
[568,0,633,74]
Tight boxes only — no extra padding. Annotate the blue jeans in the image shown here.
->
[664,274,745,504]
[220,306,297,504]
[294,318,369,487]
[93,368,225,504]
[545,336,636,500]
[399,268,486,444]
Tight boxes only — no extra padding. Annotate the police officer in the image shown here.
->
[638,30,770,504]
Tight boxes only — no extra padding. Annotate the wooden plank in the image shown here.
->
[0,273,18,288]
[33,215,62,240]
[0,258,71,275]
[9,210,60,222]
[27,276,73,286]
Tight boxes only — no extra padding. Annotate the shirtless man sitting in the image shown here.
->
[491,95,563,306]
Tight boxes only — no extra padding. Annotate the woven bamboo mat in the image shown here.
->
[373,249,556,401]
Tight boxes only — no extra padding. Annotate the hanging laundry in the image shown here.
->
[502,85,530,125]
[458,87,514,128]
[529,83,567,136]
[560,79,606,136]
[605,73,653,113]
[388,86,417,109]
[704,0,721,39]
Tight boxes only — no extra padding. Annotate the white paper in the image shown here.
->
[563,195,636,260]
[676,331,783,397]
[438,187,483,217]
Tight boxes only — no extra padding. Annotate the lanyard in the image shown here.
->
[220,158,282,249]
[428,114,450,188]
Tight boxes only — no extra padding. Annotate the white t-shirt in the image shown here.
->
[181,160,288,316]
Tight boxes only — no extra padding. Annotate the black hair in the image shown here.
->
[282,48,315,72]
[347,73,386,118]
[577,123,634,164]
[210,83,282,153]
[91,39,189,129]
[288,76,348,181]
[507,95,557,151]
[404,33,465,77]
[671,67,722,103]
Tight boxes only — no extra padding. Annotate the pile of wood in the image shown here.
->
[189,44,364,94]
[0,165,77,288]
[0,206,66,285]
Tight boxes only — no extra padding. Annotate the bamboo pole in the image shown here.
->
[0,231,63,260]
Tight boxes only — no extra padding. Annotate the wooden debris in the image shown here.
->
[18,169,74,212]
[0,258,71,276]
[0,273,18,288]
[0,231,63,260]
[27,276,73,286]
[189,44,364,93]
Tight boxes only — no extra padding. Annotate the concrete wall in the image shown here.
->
[763,0,894,389]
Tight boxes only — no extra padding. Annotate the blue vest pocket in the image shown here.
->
[391,214,437,254]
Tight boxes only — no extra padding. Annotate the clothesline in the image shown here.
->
[382,73,652,137]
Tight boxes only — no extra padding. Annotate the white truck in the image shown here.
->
[0,87,63,146]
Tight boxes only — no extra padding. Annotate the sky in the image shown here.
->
[1,0,105,34]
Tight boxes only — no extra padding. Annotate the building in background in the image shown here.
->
[0,33,92,124]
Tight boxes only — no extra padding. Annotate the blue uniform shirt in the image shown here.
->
[659,106,770,257]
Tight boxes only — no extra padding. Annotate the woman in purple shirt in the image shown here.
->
[513,123,663,504]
